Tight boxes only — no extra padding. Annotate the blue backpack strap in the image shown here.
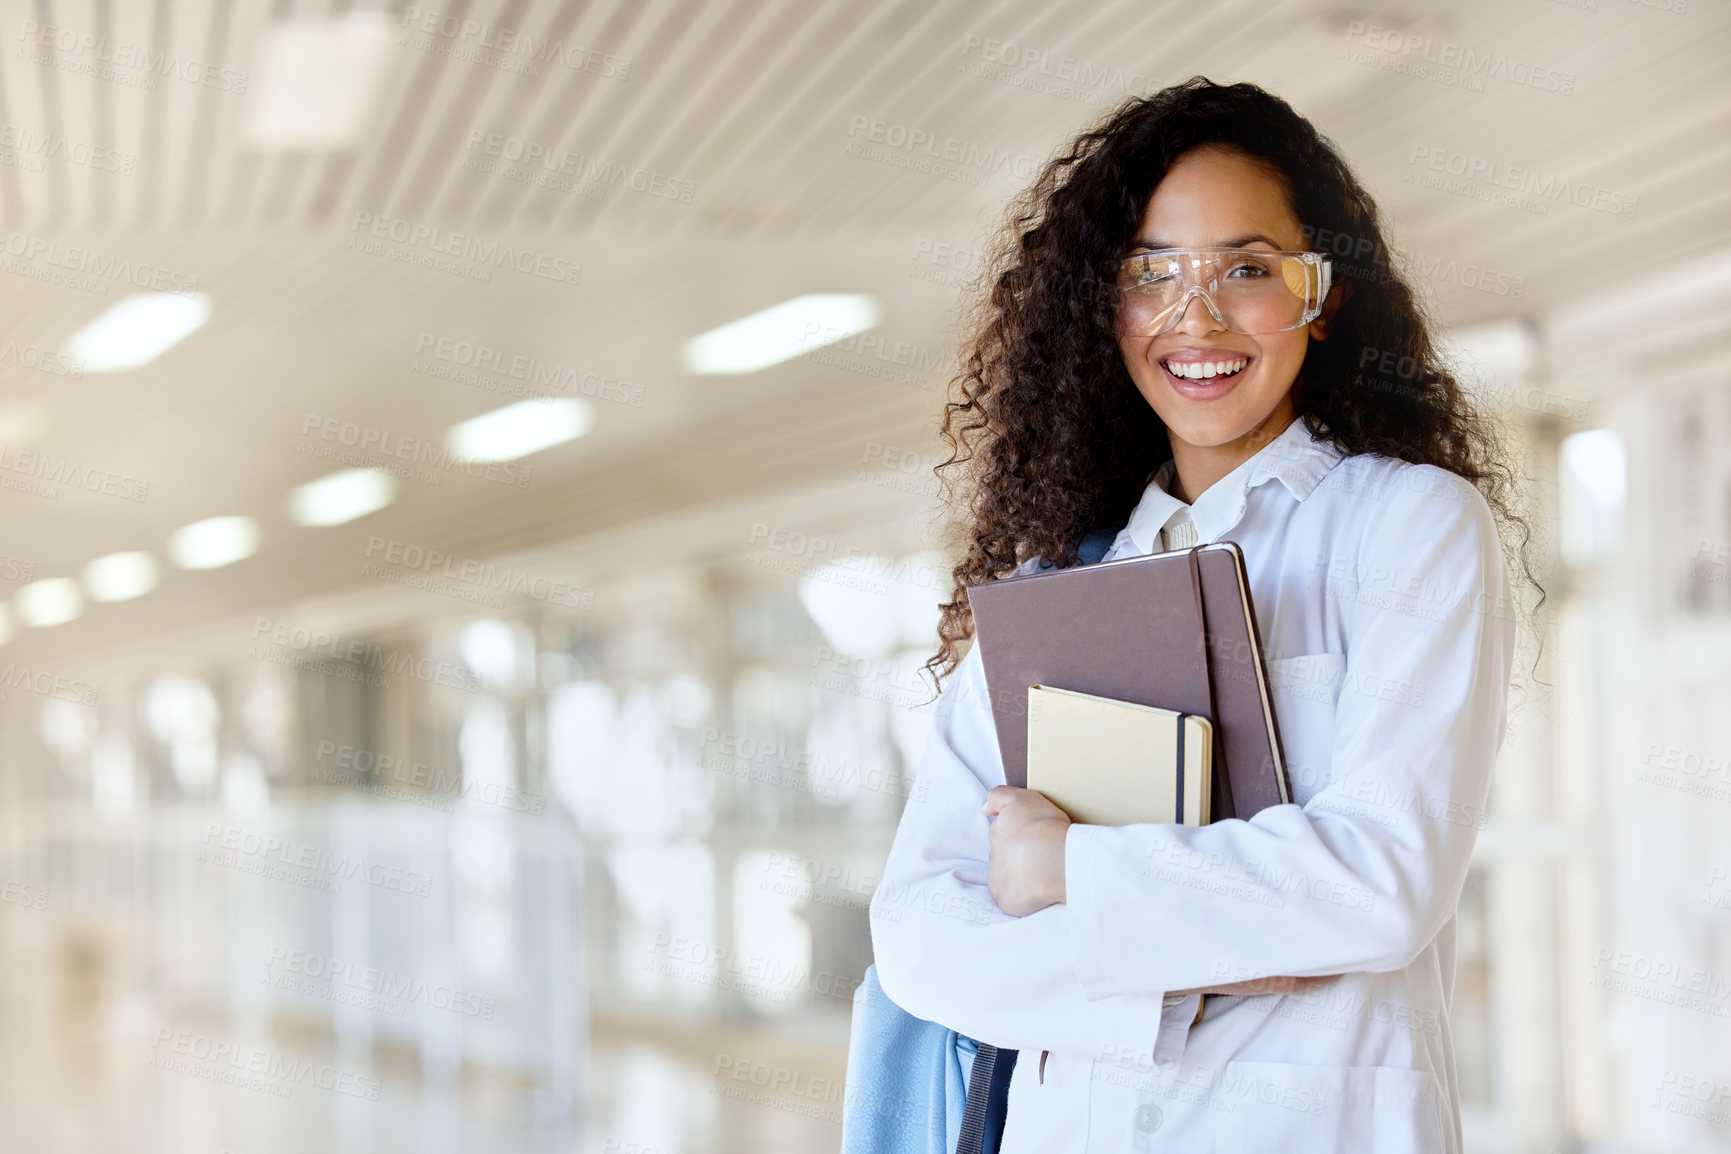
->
[1076,526,1120,566]
[1035,525,1122,573]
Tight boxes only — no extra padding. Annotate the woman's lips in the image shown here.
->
[1160,356,1252,400]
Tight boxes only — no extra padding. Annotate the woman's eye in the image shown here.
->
[1226,261,1270,279]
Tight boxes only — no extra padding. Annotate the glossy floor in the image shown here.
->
[0,1000,851,1154]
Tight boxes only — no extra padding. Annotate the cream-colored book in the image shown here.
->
[1026,685,1211,827]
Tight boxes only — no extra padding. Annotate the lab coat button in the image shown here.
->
[1134,1102,1164,1133]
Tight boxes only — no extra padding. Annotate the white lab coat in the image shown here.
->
[869,415,1516,1153]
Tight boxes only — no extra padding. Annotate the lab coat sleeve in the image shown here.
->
[1063,465,1518,998]
[869,642,1177,1061]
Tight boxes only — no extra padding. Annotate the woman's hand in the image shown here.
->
[982,785,1072,916]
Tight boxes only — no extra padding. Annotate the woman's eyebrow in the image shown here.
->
[1129,232,1284,251]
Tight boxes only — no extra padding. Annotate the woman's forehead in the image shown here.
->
[1134,147,1303,249]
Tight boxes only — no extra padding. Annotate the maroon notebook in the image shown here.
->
[967,541,1290,822]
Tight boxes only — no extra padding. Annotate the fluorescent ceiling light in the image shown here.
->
[448,398,593,463]
[16,578,82,627]
[682,294,882,375]
[287,468,397,527]
[169,516,260,570]
[246,12,396,151]
[64,292,212,372]
[83,551,160,602]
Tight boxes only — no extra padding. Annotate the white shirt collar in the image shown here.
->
[1115,416,1346,557]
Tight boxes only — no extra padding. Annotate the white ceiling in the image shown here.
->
[1,0,1728,666]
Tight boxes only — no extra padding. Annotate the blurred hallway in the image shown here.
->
[0,0,1728,1151]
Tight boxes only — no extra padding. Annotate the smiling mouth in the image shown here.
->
[1160,356,1250,382]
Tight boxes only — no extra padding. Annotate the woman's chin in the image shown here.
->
[1162,412,1255,452]
[1156,387,1295,454]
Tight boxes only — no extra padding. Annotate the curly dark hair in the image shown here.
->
[926,75,1542,685]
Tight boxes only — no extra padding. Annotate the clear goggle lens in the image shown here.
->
[1115,248,1333,337]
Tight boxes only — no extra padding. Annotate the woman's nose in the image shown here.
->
[1169,287,1229,335]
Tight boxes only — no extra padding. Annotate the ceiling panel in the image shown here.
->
[0,0,1724,667]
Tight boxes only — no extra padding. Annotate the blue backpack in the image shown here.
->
[839,527,1119,1154]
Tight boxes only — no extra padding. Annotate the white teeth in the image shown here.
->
[1164,358,1247,380]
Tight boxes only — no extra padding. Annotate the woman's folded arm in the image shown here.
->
[1064,470,1517,998]
[870,644,1179,1061]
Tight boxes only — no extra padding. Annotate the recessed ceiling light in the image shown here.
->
[16,578,83,627]
[64,292,212,372]
[287,468,397,527]
[681,294,882,375]
[83,551,160,602]
[448,398,593,463]
[246,12,396,151]
[169,516,261,570]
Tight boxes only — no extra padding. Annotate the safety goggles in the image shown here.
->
[1114,247,1334,337]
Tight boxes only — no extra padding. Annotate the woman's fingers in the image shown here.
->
[982,784,1021,817]
[983,785,1064,821]
[983,787,1071,915]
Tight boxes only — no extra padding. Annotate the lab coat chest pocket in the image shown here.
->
[1264,653,1346,807]
[1217,1061,1445,1154]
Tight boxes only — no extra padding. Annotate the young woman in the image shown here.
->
[869,77,1535,1153]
